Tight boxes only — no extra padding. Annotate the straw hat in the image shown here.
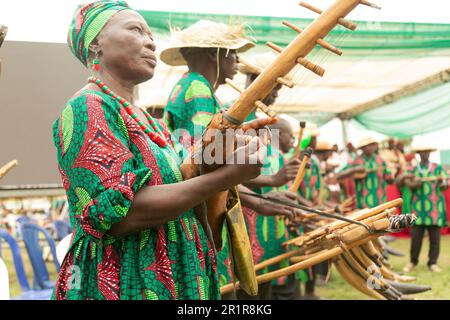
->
[357,137,378,149]
[315,140,333,151]
[160,20,255,66]
[412,145,437,153]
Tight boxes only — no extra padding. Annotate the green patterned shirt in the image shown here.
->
[164,72,222,150]
[406,162,448,227]
[343,154,391,209]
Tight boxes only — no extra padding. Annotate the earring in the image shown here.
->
[92,52,100,72]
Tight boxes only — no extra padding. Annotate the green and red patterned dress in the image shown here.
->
[406,162,448,227]
[245,144,289,285]
[52,90,219,300]
[343,154,392,209]
[164,72,222,150]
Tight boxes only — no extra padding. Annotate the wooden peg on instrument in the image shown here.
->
[299,1,357,31]
[360,0,381,10]
[266,42,325,77]
[294,121,306,159]
[239,57,295,88]
[282,20,343,56]
[255,101,277,118]
[226,78,277,118]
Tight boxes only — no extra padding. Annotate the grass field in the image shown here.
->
[2,237,449,299]
[315,236,450,300]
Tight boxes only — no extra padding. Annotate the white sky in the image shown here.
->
[1,0,450,43]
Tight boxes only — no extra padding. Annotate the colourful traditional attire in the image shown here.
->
[406,162,448,227]
[298,156,322,203]
[404,161,448,267]
[164,72,222,150]
[343,154,392,209]
[53,1,219,300]
[247,145,289,284]
[162,71,234,294]
[52,91,219,300]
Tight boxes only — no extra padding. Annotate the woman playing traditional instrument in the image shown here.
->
[52,1,266,300]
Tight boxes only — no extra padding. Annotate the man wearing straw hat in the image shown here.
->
[402,146,448,273]
[161,20,254,150]
[338,137,394,210]
[161,22,301,300]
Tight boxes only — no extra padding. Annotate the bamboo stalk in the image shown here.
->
[289,250,329,263]
[284,199,402,246]
[221,235,377,294]
[254,211,391,275]
[323,210,390,241]
[255,248,303,271]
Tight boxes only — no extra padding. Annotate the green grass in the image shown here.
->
[315,236,450,300]
[2,242,58,298]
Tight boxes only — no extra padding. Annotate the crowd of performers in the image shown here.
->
[34,2,448,300]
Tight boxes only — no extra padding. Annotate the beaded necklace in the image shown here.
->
[88,76,167,148]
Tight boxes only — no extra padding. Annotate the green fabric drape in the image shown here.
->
[354,81,450,138]
[140,10,450,57]
[139,10,450,137]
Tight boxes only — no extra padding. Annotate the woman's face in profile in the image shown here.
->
[96,10,157,84]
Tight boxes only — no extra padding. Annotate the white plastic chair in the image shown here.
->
[0,257,10,300]
[56,233,72,265]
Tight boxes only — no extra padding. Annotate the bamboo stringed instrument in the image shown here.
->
[221,206,417,296]
[181,0,381,250]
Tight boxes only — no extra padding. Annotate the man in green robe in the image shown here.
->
[338,137,394,209]
[402,146,448,273]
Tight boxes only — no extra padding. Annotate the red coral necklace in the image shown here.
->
[88,76,167,148]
